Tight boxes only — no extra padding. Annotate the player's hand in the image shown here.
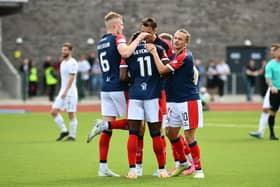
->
[271,86,278,94]
[145,43,156,53]
[61,92,67,98]
[138,32,151,40]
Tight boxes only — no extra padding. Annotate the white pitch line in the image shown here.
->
[205,123,280,129]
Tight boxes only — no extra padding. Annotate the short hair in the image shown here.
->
[129,31,141,44]
[176,28,191,42]
[104,11,122,24]
[63,42,73,51]
[159,32,173,42]
[141,17,157,30]
[271,43,280,50]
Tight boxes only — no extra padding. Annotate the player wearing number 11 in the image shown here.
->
[120,32,169,178]
[91,11,150,177]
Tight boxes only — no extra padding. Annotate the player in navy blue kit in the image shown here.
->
[141,18,196,176]
[119,32,169,179]
[87,11,149,177]
[146,28,205,178]
[136,17,173,176]
[87,18,175,177]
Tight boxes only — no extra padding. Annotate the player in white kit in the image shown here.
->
[51,42,78,141]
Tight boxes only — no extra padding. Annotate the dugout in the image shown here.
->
[226,46,267,94]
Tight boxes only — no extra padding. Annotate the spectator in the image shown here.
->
[195,59,205,90]
[216,59,231,99]
[19,58,30,100]
[259,59,268,98]
[90,59,102,96]
[44,59,58,101]
[54,55,63,73]
[245,59,259,102]
[19,58,30,74]
[43,56,53,93]
[77,54,91,100]
[206,59,218,101]
[28,60,38,97]
[87,51,97,94]
[87,51,96,67]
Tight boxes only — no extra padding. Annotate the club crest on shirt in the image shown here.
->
[106,76,111,82]
[140,82,147,91]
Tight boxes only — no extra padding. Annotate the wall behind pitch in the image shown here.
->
[2,0,280,70]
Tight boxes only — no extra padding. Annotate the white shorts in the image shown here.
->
[165,100,203,130]
[101,91,127,117]
[127,98,161,123]
[263,88,271,109]
[52,95,77,112]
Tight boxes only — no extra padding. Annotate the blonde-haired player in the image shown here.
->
[87,11,149,177]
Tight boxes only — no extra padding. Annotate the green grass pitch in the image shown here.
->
[0,111,280,187]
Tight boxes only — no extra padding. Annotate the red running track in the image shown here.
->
[0,102,262,113]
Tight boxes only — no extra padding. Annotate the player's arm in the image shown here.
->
[120,68,129,82]
[119,59,129,82]
[266,77,278,94]
[61,73,76,98]
[118,32,151,58]
[193,66,199,85]
[246,68,258,76]
[265,64,278,94]
[145,44,171,75]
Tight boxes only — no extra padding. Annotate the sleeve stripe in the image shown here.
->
[161,57,169,61]
[167,64,175,71]
[120,64,128,68]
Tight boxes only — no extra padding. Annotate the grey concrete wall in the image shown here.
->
[2,0,280,71]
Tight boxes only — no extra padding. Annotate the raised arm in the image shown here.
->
[145,43,171,75]
[118,32,151,58]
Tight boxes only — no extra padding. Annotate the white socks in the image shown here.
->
[69,118,78,138]
[53,115,78,138]
[175,161,180,168]
[136,164,142,170]
[53,114,67,132]
[100,163,108,171]
[187,153,193,161]
[258,112,269,136]
[129,167,136,173]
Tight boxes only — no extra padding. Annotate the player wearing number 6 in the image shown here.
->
[145,28,205,178]
[88,11,150,177]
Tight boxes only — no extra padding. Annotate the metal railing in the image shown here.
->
[200,73,263,95]
[0,52,21,99]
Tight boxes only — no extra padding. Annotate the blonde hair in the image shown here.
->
[176,28,191,43]
[159,32,173,42]
[104,11,122,27]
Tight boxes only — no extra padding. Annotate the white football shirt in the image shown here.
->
[58,57,78,97]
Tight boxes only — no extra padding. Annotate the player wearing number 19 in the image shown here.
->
[90,11,149,177]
